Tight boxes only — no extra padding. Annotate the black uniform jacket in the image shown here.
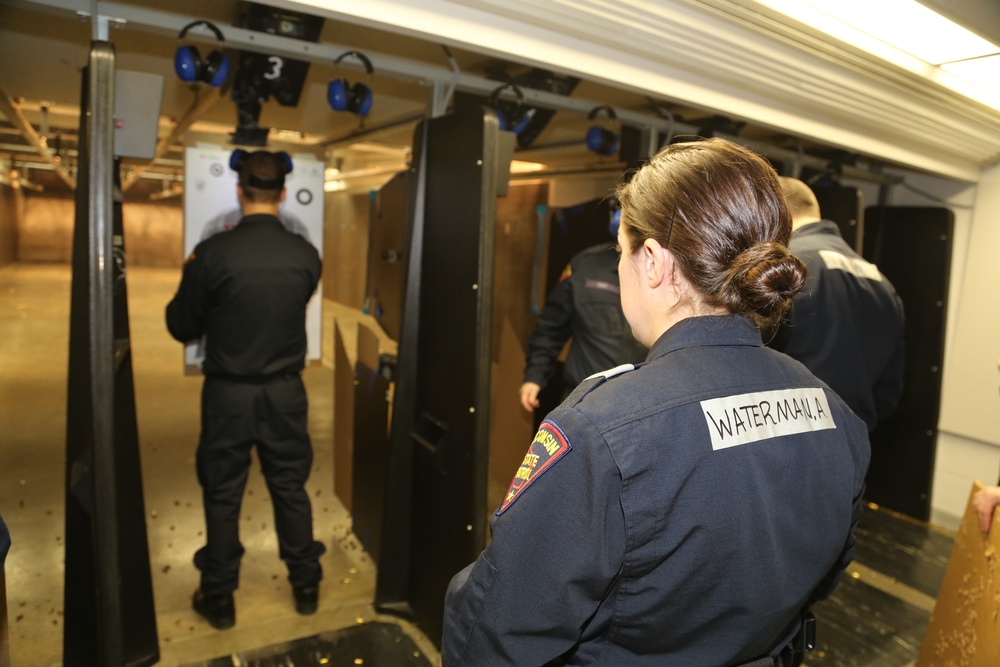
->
[524,243,646,391]
[770,220,905,430]
[165,214,321,377]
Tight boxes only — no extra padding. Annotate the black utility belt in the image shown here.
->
[206,371,301,384]
[733,611,816,667]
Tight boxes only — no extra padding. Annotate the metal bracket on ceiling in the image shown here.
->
[0,85,76,188]
[431,44,461,118]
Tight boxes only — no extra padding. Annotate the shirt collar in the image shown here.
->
[647,315,762,362]
[792,218,841,238]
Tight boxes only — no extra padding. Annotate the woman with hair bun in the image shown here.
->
[442,138,871,667]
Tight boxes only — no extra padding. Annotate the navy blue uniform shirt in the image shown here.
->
[166,214,321,377]
[769,219,905,430]
[443,315,870,666]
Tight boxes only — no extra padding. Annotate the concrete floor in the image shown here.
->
[0,263,440,666]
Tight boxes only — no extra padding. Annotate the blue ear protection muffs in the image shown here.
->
[175,21,230,87]
[230,149,293,190]
[586,105,620,157]
[328,51,374,117]
[489,83,535,136]
[609,205,622,238]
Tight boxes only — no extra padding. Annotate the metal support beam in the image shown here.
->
[320,112,427,149]
[717,133,904,187]
[0,85,76,189]
[32,0,683,134]
[428,82,450,119]
[638,126,659,161]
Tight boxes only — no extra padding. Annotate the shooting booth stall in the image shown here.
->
[330,105,561,645]
[64,40,160,665]
[333,104,650,644]
[370,106,511,643]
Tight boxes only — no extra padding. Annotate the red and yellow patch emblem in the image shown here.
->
[497,421,572,515]
[557,262,573,282]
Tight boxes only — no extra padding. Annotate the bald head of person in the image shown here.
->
[778,176,822,231]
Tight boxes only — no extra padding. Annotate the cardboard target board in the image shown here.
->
[181,144,325,373]
[916,481,1000,666]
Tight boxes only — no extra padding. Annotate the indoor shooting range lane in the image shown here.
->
[0,263,957,666]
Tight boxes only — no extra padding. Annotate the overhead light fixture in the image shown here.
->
[755,0,1000,109]
[509,160,547,174]
[273,129,305,141]
[801,0,995,65]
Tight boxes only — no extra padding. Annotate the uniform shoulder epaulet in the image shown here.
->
[563,363,640,409]
[584,363,636,382]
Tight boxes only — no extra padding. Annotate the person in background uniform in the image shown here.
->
[519,240,647,413]
[972,358,1000,532]
[442,138,871,666]
[768,177,905,431]
[166,150,325,630]
[973,485,1000,532]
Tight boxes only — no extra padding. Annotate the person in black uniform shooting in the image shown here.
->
[768,177,905,431]
[519,237,647,414]
[442,138,871,666]
[166,149,325,630]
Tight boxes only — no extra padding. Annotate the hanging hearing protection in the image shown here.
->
[609,200,622,238]
[328,51,374,117]
[586,105,620,157]
[489,83,535,136]
[230,149,293,190]
[174,20,230,87]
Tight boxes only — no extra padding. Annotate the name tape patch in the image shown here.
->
[584,278,621,294]
[497,421,572,515]
[819,249,882,282]
[701,387,836,451]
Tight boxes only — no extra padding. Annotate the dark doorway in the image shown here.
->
[862,206,953,521]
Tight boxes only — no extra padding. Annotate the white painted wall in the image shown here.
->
[930,164,1000,528]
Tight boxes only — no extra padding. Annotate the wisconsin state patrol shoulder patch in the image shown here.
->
[558,262,573,282]
[496,420,572,515]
